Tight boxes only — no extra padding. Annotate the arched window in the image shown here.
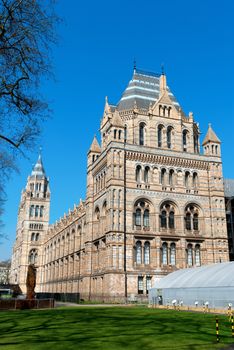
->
[135,208,141,226]
[169,169,174,186]
[162,242,168,265]
[160,210,167,228]
[169,211,175,229]
[139,123,145,146]
[183,130,188,151]
[136,241,142,264]
[144,242,150,264]
[40,206,44,217]
[170,243,176,265]
[167,126,172,149]
[194,134,199,153]
[136,165,141,182]
[35,233,40,241]
[195,244,201,266]
[29,205,34,217]
[185,213,191,230]
[160,203,176,230]
[118,130,122,140]
[114,129,117,139]
[143,209,149,227]
[161,168,166,185]
[187,244,193,266]
[185,171,190,187]
[144,166,150,183]
[158,125,163,147]
[185,205,200,231]
[193,173,198,188]
[95,207,100,221]
[35,205,39,217]
[28,249,38,264]
[193,213,199,230]
[31,232,35,241]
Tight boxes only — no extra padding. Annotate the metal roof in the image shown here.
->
[155,262,234,289]
[117,69,180,111]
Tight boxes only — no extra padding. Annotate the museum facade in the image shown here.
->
[10,69,229,301]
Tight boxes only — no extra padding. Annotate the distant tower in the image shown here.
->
[202,123,221,157]
[10,154,50,293]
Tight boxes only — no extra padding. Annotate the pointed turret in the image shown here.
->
[89,135,101,153]
[159,72,167,94]
[111,111,123,127]
[31,153,46,177]
[202,124,221,157]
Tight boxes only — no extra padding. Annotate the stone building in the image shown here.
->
[224,179,234,260]
[10,68,229,301]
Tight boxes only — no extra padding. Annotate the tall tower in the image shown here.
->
[10,154,50,293]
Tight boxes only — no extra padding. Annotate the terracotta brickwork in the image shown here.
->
[10,70,229,300]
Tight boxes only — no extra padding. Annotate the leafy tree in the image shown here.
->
[0,0,58,232]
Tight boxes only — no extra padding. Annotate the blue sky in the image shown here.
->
[1,0,234,260]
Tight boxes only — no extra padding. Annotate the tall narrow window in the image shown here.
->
[167,127,172,149]
[169,169,174,186]
[40,206,44,217]
[144,166,150,183]
[170,243,176,265]
[183,130,188,151]
[158,125,163,147]
[139,123,145,146]
[187,244,193,266]
[185,213,191,230]
[35,205,39,217]
[194,135,199,153]
[114,129,117,139]
[162,242,168,265]
[185,171,190,187]
[29,205,34,217]
[195,244,201,266]
[143,209,149,227]
[136,165,141,182]
[161,210,167,228]
[193,173,198,188]
[161,168,166,185]
[135,209,141,226]
[169,211,175,229]
[193,213,199,230]
[144,242,150,264]
[138,276,144,294]
[136,241,142,264]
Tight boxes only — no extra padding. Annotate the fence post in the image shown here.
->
[216,316,220,343]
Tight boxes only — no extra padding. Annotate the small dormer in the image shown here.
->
[202,124,221,157]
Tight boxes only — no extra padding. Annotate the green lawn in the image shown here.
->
[0,306,233,350]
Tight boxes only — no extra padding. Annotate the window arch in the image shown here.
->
[160,168,166,185]
[160,202,175,229]
[28,249,38,264]
[169,169,174,186]
[158,125,163,147]
[35,233,40,241]
[95,207,100,221]
[31,232,35,241]
[134,200,151,229]
[124,125,127,142]
[40,206,44,217]
[136,165,142,182]
[193,172,198,188]
[114,129,117,139]
[144,242,150,264]
[195,244,201,266]
[35,205,39,217]
[185,171,190,188]
[144,166,150,183]
[185,205,200,231]
[167,126,173,149]
[29,205,34,217]
[183,130,188,151]
[139,123,146,146]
